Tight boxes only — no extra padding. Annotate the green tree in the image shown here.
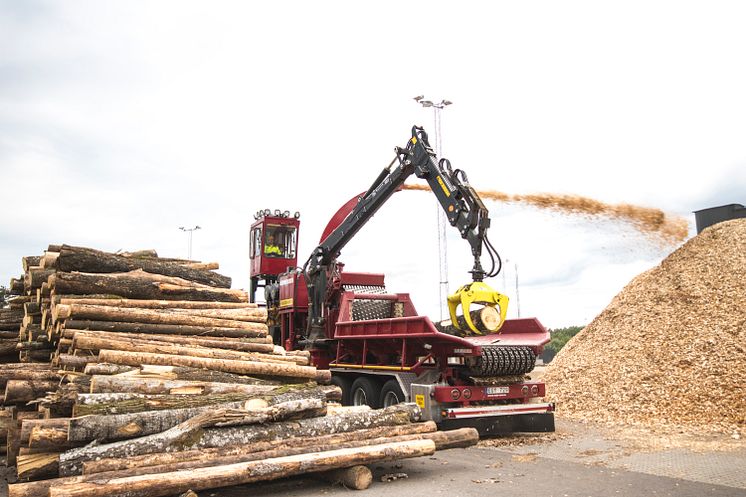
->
[542,325,584,363]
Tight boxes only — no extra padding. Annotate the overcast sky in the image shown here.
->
[1,1,745,328]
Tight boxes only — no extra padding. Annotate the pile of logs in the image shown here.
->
[1,244,479,496]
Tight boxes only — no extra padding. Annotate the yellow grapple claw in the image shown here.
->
[447,281,509,334]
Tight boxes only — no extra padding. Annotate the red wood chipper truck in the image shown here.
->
[250,126,555,435]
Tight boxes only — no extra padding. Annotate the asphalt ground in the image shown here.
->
[3,419,744,497]
[211,444,745,497]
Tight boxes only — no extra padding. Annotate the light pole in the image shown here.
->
[179,226,201,260]
[413,96,453,320]
[514,262,521,318]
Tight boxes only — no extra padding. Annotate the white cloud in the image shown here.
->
[1,1,745,329]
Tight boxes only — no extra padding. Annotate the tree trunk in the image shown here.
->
[74,384,338,417]
[10,277,25,294]
[55,354,98,370]
[20,419,69,445]
[317,465,372,490]
[49,271,247,303]
[83,427,470,480]
[40,251,59,269]
[22,256,42,273]
[0,339,21,355]
[60,398,326,475]
[28,426,82,450]
[62,320,265,338]
[57,245,231,288]
[4,381,59,404]
[67,393,328,444]
[183,262,218,270]
[25,268,55,291]
[70,330,275,353]
[72,335,304,366]
[57,403,420,476]
[54,304,266,331]
[58,298,256,310]
[89,376,281,396]
[436,306,501,335]
[97,350,327,383]
[16,452,60,481]
[83,421,437,475]
[98,364,280,385]
[52,440,436,497]
[81,363,136,375]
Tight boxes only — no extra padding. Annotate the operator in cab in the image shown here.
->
[264,233,283,257]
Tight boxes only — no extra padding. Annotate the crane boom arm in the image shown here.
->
[304,125,502,340]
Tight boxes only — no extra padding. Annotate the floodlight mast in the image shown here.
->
[179,225,201,260]
[414,95,453,320]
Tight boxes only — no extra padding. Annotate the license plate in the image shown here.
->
[485,386,509,396]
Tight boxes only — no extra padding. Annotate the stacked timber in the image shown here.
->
[2,243,479,495]
[0,307,24,362]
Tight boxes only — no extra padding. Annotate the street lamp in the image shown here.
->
[179,226,201,260]
[413,95,453,319]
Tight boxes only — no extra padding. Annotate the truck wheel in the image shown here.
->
[330,375,352,406]
[350,377,380,409]
[379,379,405,407]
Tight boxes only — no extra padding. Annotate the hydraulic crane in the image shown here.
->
[249,125,554,435]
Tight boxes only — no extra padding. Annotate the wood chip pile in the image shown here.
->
[544,219,746,435]
[2,244,478,496]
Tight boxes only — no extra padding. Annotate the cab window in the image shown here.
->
[250,227,262,258]
[264,225,297,258]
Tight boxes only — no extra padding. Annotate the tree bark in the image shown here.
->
[61,320,265,338]
[183,262,218,270]
[97,364,280,385]
[67,392,329,443]
[82,428,468,480]
[10,277,25,294]
[28,426,82,450]
[70,330,275,353]
[72,335,304,366]
[57,404,420,477]
[25,268,55,291]
[97,350,326,383]
[49,271,247,303]
[56,354,98,370]
[83,421,437,475]
[57,245,231,288]
[54,304,267,331]
[58,298,256,310]
[74,384,338,417]
[81,363,136,375]
[317,465,372,490]
[89,376,282,396]
[52,440,436,497]
[40,251,59,269]
[0,338,21,355]
[22,256,42,273]
[60,398,327,475]
[20,418,69,445]
[4,381,59,404]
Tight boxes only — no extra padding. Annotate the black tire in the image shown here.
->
[330,374,353,406]
[350,376,381,409]
[379,379,405,407]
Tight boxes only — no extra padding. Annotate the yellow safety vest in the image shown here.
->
[264,244,282,255]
